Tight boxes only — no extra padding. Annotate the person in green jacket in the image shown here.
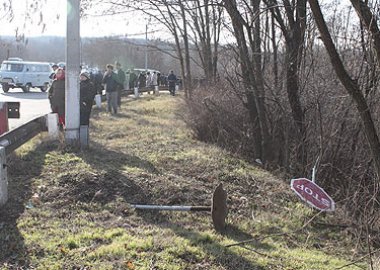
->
[114,61,126,108]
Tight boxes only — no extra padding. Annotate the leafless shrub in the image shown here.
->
[183,39,380,247]
[184,80,256,159]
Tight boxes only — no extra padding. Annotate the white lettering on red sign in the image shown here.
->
[291,178,335,211]
[296,184,331,207]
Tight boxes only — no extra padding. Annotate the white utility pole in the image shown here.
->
[65,0,81,146]
[145,23,148,71]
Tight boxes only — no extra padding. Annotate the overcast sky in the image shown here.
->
[0,0,355,39]
[0,0,150,38]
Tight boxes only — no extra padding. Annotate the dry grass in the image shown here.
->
[0,92,370,269]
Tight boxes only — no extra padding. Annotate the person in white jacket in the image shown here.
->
[151,71,158,89]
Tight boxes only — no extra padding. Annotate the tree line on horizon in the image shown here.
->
[0,35,186,75]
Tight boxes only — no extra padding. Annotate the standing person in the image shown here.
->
[151,71,158,90]
[129,70,137,90]
[145,71,151,88]
[114,61,125,108]
[91,68,104,95]
[167,70,177,96]
[138,72,146,88]
[48,68,66,127]
[102,64,118,115]
[49,64,59,79]
[79,71,97,125]
[145,71,151,94]
[157,72,161,86]
[161,73,167,86]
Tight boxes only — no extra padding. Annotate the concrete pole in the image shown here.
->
[145,23,148,71]
[65,0,81,146]
[0,146,7,205]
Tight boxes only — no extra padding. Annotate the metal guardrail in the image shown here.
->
[0,102,20,135]
[0,114,51,205]
[0,115,47,155]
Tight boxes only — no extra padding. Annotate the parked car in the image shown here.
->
[0,59,53,92]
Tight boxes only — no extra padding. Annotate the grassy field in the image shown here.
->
[0,93,370,269]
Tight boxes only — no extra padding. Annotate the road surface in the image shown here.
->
[0,87,51,130]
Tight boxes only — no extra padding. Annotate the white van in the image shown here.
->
[0,59,53,93]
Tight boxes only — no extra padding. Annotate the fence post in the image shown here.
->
[134,87,139,98]
[80,125,89,149]
[47,113,59,139]
[0,146,7,205]
[95,94,102,108]
[154,85,159,95]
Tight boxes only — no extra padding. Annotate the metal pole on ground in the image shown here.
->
[131,183,228,232]
[65,0,81,146]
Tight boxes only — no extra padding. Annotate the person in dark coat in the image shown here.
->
[48,67,66,126]
[138,72,146,88]
[102,64,118,114]
[90,69,104,95]
[167,70,177,96]
[114,62,126,107]
[80,71,97,125]
[128,70,137,89]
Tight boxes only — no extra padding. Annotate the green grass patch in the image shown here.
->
[0,94,369,269]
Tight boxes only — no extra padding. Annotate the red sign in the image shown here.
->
[0,103,8,135]
[291,178,335,211]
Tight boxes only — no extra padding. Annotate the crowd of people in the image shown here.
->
[48,67,97,128]
[129,70,178,94]
[47,62,178,130]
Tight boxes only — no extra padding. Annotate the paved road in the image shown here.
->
[0,87,51,130]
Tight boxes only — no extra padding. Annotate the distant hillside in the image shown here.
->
[0,35,65,63]
[0,35,181,73]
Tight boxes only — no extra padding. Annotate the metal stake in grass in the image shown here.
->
[131,183,228,232]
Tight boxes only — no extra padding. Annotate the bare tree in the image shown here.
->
[222,0,272,162]
[264,0,308,171]
[187,0,223,83]
[0,0,13,22]
[80,0,225,98]
[349,0,380,64]
[307,0,380,179]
